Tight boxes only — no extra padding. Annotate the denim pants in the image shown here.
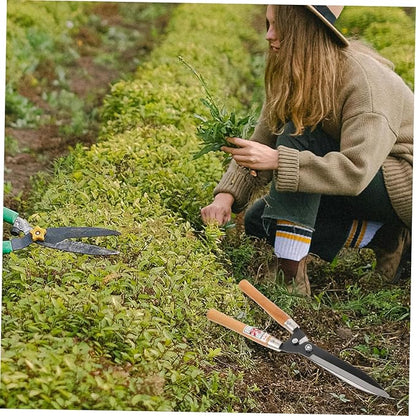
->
[244,121,400,262]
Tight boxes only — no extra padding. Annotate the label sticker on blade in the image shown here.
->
[243,325,269,342]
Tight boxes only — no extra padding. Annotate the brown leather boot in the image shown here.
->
[278,256,311,296]
[365,222,411,283]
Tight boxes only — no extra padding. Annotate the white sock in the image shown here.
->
[274,220,313,261]
[344,220,383,249]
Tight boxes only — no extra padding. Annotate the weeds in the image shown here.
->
[328,284,410,326]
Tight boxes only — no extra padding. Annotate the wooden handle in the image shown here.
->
[238,279,297,332]
[207,308,246,334]
[207,308,280,350]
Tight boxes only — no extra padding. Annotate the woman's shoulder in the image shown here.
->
[333,42,413,131]
[342,42,411,92]
[345,42,394,69]
[344,47,393,82]
[339,43,412,109]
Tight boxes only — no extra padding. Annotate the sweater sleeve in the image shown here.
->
[274,52,409,197]
[213,106,276,212]
[275,113,397,195]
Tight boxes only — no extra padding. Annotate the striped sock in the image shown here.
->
[344,220,383,249]
[274,220,313,261]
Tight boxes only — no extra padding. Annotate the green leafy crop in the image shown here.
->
[2,3,265,412]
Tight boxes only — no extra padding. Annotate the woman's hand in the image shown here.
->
[221,137,279,171]
[201,193,234,226]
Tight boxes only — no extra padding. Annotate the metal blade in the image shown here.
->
[308,347,390,398]
[43,227,120,244]
[37,240,119,256]
[282,339,390,398]
[10,233,33,251]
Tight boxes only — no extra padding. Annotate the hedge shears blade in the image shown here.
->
[3,207,120,256]
[207,279,390,399]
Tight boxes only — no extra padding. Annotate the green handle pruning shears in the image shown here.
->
[3,207,120,256]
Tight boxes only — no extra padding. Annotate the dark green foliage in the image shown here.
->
[337,6,415,88]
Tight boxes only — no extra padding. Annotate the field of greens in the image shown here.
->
[2,3,414,414]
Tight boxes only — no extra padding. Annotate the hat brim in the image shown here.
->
[305,5,349,46]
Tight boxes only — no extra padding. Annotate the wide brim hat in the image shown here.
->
[305,5,349,46]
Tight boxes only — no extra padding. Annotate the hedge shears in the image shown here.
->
[3,207,120,256]
[207,279,390,398]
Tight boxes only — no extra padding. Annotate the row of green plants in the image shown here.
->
[2,3,266,411]
[337,6,414,88]
[5,1,171,147]
[6,0,90,129]
[2,4,413,413]
[97,5,413,413]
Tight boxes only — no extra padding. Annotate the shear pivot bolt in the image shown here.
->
[292,338,299,345]
[30,226,47,242]
[304,344,313,353]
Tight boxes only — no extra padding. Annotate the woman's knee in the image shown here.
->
[276,122,338,155]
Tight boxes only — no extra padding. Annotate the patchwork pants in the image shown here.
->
[244,121,401,262]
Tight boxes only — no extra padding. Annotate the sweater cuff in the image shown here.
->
[382,159,412,228]
[214,161,257,213]
[274,146,300,192]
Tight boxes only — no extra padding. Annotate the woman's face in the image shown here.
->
[266,5,281,52]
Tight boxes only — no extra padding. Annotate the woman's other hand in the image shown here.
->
[201,193,234,226]
[221,137,279,171]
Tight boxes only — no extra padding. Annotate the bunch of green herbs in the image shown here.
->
[179,56,257,164]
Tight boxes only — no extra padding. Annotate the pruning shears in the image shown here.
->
[208,279,390,399]
[3,207,120,256]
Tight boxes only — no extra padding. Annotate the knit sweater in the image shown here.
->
[214,47,414,228]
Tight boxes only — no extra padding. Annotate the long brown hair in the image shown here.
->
[264,5,346,135]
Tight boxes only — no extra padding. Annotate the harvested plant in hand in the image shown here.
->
[179,56,256,165]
